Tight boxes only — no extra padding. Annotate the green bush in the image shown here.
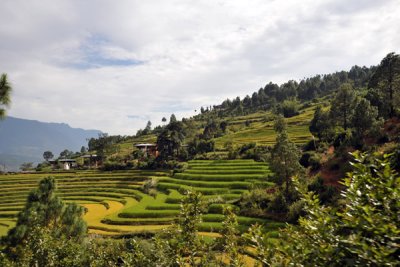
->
[286,200,305,223]
[267,191,288,213]
[300,151,321,171]
[280,99,300,118]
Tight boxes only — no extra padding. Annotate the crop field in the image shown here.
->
[214,106,316,148]
[0,160,284,237]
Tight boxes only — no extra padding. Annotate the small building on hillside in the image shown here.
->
[134,143,158,157]
[58,159,77,170]
[81,154,101,169]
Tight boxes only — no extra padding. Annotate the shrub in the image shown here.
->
[280,99,300,118]
[239,188,272,211]
[286,200,305,223]
[267,191,288,213]
[300,151,322,171]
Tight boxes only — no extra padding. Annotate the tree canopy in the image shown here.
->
[0,73,12,119]
[329,83,356,131]
[368,52,400,118]
[43,151,54,161]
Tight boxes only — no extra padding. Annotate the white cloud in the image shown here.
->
[0,0,399,135]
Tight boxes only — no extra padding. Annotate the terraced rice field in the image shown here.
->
[0,160,284,237]
[214,107,315,148]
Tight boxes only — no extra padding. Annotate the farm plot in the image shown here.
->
[114,159,283,234]
[214,107,315,148]
[0,161,284,237]
[0,170,169,236]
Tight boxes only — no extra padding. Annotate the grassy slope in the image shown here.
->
[214,106,315,149]
[102,101,322,160]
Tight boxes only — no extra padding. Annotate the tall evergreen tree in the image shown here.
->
[5,177,87,247]
[156,120,185,159]
[270,116,302,197]
[0,73,12,119]
[368,52,400,118]
[170,114,177,123]
[309,106,334,141]
[330,83,356,130]
[351,98,379,138]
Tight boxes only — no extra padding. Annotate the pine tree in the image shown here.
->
[271,116,302,197]
[5,177,87,247]
[368,52,400,118]
[330,83,356,130]
[0,73,12,119]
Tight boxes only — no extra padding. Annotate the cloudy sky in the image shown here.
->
[1,0,399,135]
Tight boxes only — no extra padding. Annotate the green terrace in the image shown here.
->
[0,160,282,237]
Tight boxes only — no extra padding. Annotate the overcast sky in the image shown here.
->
[1,0,399,135]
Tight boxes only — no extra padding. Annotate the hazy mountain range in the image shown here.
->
[0,117,101,171]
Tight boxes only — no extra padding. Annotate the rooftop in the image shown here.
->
[135,143,156,147]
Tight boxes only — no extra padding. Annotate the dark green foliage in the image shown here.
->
[102,159,134,171]
[286,200,305,223]
[266,191,288,213]
[4,177,87,247]
[270,116,303,196]
[307,176,337,205]
[1,177,87,265]
[210,65,374,118]
[329,83,356,130]
[203,120,220,139]
[390,144,400,171]
[249,152,400,265]
[299,151,321,171]
[87,133,123,159]
[169,113,177,123]
[368,52,400,118]
[188,137,215,156]
[0,73,12,119]
[156,120,185,159]
[59,149,74,159]
[309,106,335,141]
[19,162,34,171]
[43,151,54,161]
[239,188,272,212]
[279,99,300,118]
[352,98,378,135]
[219,121,228,132]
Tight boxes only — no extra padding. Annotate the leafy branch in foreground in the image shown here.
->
[247,152,400,266]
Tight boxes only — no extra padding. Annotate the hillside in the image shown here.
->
[101,64,373,161]
[0,117,102,171]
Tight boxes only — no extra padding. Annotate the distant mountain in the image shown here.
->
[0,117,102,171]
